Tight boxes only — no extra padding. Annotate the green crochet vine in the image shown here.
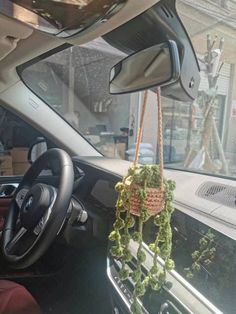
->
[184,229,216,279]
[109,164,176,314]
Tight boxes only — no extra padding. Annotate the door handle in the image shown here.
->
[0,184,18,197]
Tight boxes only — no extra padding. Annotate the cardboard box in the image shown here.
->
[13,162,30,175]
[0,155,12,169]
[10,148,29,163]
[0,168,13,176]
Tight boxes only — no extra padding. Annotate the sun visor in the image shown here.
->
[0,13,32,61]
[0,0,128,38]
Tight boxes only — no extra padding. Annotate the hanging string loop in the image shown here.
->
[130,87,165,216]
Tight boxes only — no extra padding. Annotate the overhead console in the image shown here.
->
[0,0,127,38]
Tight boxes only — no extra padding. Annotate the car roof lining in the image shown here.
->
[0,0,159,93]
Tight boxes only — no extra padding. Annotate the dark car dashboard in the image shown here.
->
[11,156,222,314]
[53,157,199,314]
[67,157,222,314]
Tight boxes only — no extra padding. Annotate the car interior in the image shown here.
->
[0,1,235,314]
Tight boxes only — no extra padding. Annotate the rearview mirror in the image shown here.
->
[109,40,180,94]
[28,138,48,164]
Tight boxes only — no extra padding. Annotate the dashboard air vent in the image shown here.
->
[196,181,236,208]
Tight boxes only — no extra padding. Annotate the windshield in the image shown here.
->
[20,0,236,180]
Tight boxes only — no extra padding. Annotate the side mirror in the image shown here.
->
[109,40,180,94]
[28,137,48,164]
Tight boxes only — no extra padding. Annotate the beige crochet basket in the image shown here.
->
[129,88,165,217]
[130,185,165,216]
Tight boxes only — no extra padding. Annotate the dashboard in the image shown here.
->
[12,156,224,314]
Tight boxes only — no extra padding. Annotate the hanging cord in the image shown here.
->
[133,90,148,166]
[157,86,164,190]
[133,87,164,190]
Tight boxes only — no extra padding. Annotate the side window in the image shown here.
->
[143,210,236,314]
[0,106,45,176]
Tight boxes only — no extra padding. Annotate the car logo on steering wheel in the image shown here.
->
[25,196,33,211]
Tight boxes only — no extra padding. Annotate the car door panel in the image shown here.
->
[0,198,11,231]
[0,198,12,213]
[0,181,20,231]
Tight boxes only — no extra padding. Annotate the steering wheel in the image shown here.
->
[2,148,74,269]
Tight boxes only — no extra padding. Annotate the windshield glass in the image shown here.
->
[20,0,236,180]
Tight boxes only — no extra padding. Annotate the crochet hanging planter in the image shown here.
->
[109,88,176,314]
[129,184,165,216]
[127,89,166,218]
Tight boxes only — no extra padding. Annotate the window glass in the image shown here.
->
[0,106,44,176]
[143,210,236,314]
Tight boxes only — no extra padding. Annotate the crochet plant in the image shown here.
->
[184,229,216,279]
[109,164,176,314]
